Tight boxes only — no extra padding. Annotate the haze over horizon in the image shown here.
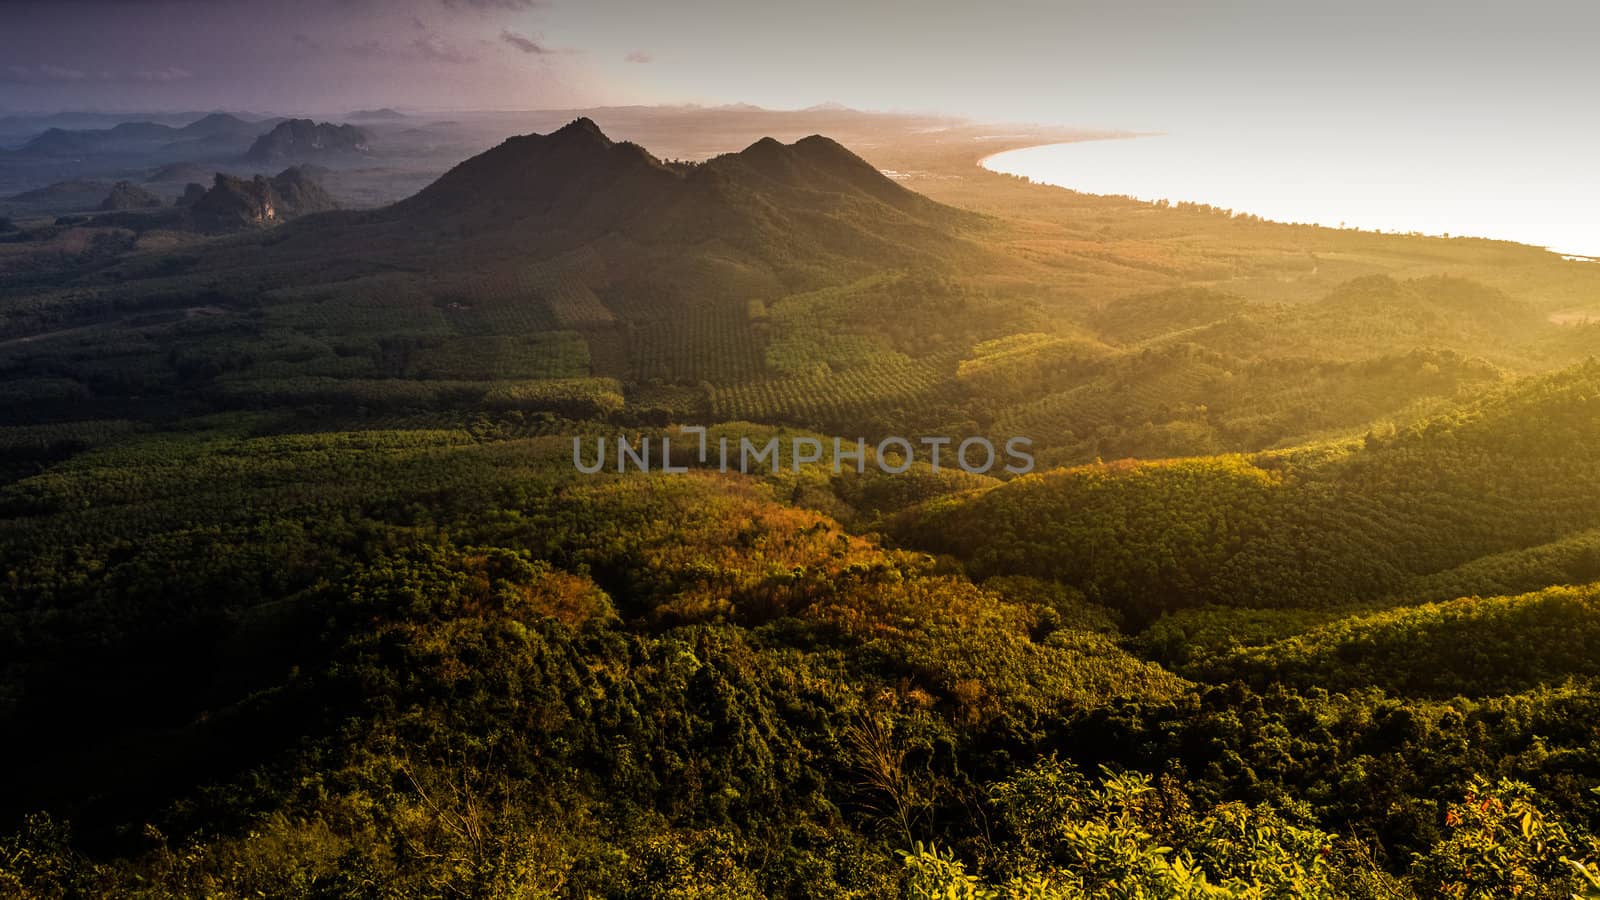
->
[1,0,1594,133]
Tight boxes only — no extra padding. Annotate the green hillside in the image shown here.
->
[1196,582,1600,697]
[897,361,1600,617]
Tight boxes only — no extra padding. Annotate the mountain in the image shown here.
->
[173,113,258,140]
[16,113,274,159]
[5,178,111,206]
[244,119,370,163]
[11,119,979,329]
[392,117,677,227]
[264,166,338,217]
[0,111,166,144]
[161,113,282,158]
[108,121,173,140]
[189,166,337,232]
[98,181,164,210]
[20,125,164,156]
[10,117,981,348]
[348,108,406,121]
[370,118,977,300]
[397,118,960,224]
[0,110,240,138]
[22,120,182,155]
[2,119,985,397]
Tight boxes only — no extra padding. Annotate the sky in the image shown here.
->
[1,0,1595,136]
[2,0,1595,251]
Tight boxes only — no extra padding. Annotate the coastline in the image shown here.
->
[966,131,1145,173]
[972,132,1148,174]
[977,137,1597,260]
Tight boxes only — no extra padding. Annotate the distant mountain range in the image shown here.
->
[0,110,272,143]
[1,112,371,180]
[14,113,279,158]
[347,108,407,121]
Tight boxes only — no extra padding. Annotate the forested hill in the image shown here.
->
[895,359,1600,620]
[397,118,965,237]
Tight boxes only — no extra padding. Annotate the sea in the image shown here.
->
[982,133,1598,259]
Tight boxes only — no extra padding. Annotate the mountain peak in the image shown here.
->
[551,117,611,145]
[725,136,806,181]
[790,134,868,167]
[348,108,406,121]
[188,112,245,128]
[393,118,667,226]
[698,133,945,219]
[719,133,875,174]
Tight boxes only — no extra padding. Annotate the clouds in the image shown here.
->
[294,30,476,65]
[500,30,549,54]
[0,0,603,112]
[410,33,476,63]
[131,67,194,82]
[1,63,192,84]
[440,0,547,9]
[320,0,547,11]
[499,29,579,57]
[2,0,1595,131]
[3,64,89,84]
